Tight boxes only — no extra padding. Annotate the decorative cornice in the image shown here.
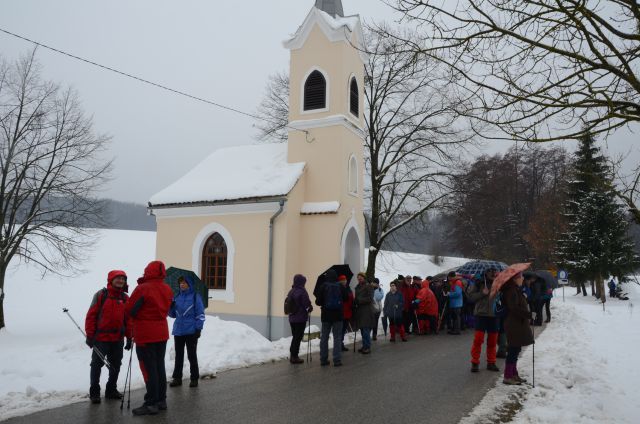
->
[289,114,365,139]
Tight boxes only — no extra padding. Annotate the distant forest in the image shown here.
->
[103,199,156,231]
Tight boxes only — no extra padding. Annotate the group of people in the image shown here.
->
[287,266,552,385]
[84,260,205,416]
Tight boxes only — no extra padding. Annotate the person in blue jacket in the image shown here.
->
[169,276,205,388]
[445,272,464,335]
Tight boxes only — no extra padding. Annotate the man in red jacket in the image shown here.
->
[125,261,174,416]
[85,270,131,404]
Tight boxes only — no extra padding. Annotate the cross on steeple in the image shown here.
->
[314,0,344,17]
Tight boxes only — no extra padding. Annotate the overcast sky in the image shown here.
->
[1,0,638,203]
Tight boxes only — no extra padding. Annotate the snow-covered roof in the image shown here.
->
[149,144,305,206]
[301,201,340,215]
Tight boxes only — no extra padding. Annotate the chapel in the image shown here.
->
[149,0,365,339]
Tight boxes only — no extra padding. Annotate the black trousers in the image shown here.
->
[136,341,167,406]
[172,334,199,380]
[289,322,306,357]
[506,346,522,365]
[448,307,461,333]
[544,299,551,320]
[372,312,381,337]
[90,340,124,394]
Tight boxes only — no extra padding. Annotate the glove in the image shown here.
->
[86,337,94,348]
[124,338,133,351]
[413,299,421,304]
[195,330,201,339]
[307,305,314,313]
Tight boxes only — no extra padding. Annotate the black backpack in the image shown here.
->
[323,282,343,310]
[284,290,298,315]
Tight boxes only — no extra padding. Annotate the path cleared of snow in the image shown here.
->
[461,282,640,424]
[0,229,460,421]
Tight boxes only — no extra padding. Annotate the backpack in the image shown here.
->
[284,290,298,315]
[323,282,343,310]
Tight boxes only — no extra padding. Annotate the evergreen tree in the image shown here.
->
[556,132,639,302]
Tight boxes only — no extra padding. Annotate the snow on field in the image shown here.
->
[461,281,640,424]
[0,229,459,421]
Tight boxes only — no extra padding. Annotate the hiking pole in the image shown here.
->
[62,308,112,370]
[127,341,133,410]
[350,322,357,353]
[120,341,134,410]
[438,301,448,332]
[307,315,312,363]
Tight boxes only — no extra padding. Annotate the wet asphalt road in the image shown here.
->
[5,331,508,424]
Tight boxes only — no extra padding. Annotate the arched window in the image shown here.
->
[349,77,359,117]
[349,155,358,195]
[202,233,227,290]
[304,70,327,111]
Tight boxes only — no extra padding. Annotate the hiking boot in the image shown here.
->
[89,386,100,404]
[514,373,528,383]
[290,356,304,364]
[487,363,500,372]
[157,400,167,411]
[320,360,330,366]
[341,345,349,352]
[333,361,343,367]
[545,318,551,323]
[90,396,101,404]
[401,338,408,342]
[361,348,371,354]
[389,338,396,342]
[502,377,522,386]
[357,347,364,353]
[132,404,159,416]
[372,336,377,341]
[471,363,479,373]
[104,389,123,400]
[189,379,198,388]
[169,379,182,387]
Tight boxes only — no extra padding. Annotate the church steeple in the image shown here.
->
[315,0,344,17]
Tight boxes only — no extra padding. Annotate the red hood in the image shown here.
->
[421,280,430,289]
[107,270,127,283]
[137,261,167,284]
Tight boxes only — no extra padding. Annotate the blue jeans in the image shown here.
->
[360,327,371,349]
[320,321,343,363]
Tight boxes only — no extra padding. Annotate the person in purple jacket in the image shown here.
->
[287,274,313,364]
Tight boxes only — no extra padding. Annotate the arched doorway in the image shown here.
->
[343,226,362,289]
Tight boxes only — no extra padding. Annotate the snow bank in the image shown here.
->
[461,281,640,424]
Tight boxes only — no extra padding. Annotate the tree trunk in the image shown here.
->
[366,248,379,280]
[0,266,6,331]
[590,281,596,297]
[596,275,606,304]
[579,281,587,296]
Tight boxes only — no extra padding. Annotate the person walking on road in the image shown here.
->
[383,281,407,342]
[501,272,534,385]
[168,276,205,387]
[286,274,313,364]
[354,272,375,354]
[85,270,132,404]
[315,270,349,367]
[467,268,500,373]
[126,261,174,415]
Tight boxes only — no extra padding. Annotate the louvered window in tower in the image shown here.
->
[202,233,227,290]
[350,77,359,117]
[304,70,327,111]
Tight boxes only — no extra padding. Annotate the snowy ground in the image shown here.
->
[461,282,640,424]
[0,229,460,421]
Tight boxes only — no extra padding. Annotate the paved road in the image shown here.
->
[6,331,507,424]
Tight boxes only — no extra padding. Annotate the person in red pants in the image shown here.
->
[383,281,407,342]
[467,268,500,372]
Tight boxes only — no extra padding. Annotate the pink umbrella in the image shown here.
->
[489,263,532,298]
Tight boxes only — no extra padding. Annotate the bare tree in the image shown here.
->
[254,27,476,278]
[0,51,111,330]
[386,0,640,218]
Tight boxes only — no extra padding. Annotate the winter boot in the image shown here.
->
[89,386,101,404]
[289,356,304,364]
[132,404,159,416]
[341,345,349,352]
[104,389,123,400]
[169,378,182,387]
[502,364,521,385]
[487,363,500,372]
[471,363,479,373]
[189,379,198,388]
[157,400,167,411]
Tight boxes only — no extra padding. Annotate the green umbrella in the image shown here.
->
[164,267,209,309]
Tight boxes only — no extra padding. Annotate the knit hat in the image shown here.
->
[357,272,367,279]
[338,275,348,282]
[293,274,307,286]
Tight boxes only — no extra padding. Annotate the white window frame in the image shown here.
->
[300,67,330,115]
[192,222,235,303]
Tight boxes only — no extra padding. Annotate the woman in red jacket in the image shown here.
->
[415,280,438,335]
[125,261,174,415]
[339,275,354,351]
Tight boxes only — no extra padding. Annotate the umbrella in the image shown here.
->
[489,263,532,298]
[164,267,209,309]
[456,260,508,276]
[313,264,354,298]
[536,270,559,289]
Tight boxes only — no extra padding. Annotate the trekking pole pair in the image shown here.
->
[62,308,112,370]
[120,340,134,410]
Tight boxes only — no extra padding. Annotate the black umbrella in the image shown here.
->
[536,270,559,289]
[313,264,354,298]
[164,267,209,309]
